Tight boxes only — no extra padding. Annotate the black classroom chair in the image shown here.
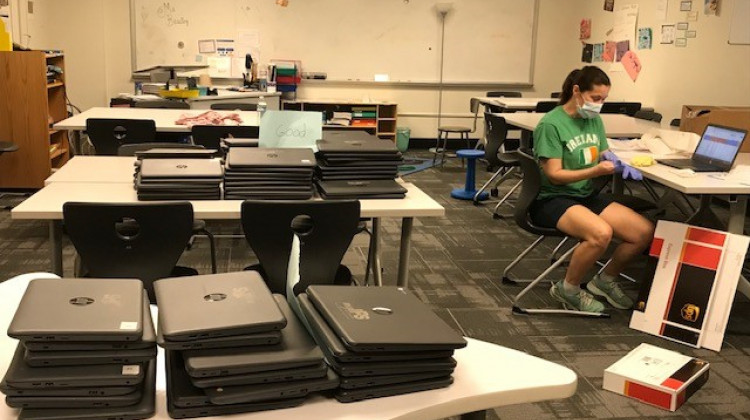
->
[86,119,157,156]
[134,100,190,109]
[211,103,258,111]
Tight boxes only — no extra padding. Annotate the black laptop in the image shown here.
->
[306,285,467,352]
[139,159,223,179]
[23,346,156,367]
[316,137,399,154]
[226,148,316,169]
[657,124,748,172]
[316,179,407,199]
[203,369,339,405]
[334,375,454,403]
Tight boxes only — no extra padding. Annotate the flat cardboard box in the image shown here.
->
[680,105,750,152]
[603,343,709,411]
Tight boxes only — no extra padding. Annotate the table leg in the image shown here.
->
[685,195,724,230]
[371,218,383,287]
[397,217,414,288]
[49,220,63,276]
[461,410,487,420]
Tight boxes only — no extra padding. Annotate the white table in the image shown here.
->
[475,97,553,111]
[54,107,261,133]
[496,112,671,138]
[14,160,445,287]
[0,273,578,420]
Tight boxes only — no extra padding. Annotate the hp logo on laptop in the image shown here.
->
[69,297,95,306]
[204,293,227,302]
[176,164,188,169]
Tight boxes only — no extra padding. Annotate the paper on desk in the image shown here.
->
[608,138,649,151]
[708,166,750,183]
[207,56,232,78]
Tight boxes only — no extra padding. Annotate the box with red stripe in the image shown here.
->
[603,343,709,411]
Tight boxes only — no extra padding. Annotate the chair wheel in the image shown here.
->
[490,188,499,197]
[502,276,517,285]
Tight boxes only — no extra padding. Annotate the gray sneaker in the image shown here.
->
[588,275,634,310]
[549,281,605,313]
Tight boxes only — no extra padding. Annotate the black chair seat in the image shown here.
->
[498,152,520,166]
[605,194,659,213]
[438,126,472,133]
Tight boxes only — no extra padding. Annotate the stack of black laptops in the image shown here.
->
[223,148,316,200]
[297,285,467,403]
[135,154,223,201]
[315,131,407,199]
[156,272,338,418]
[2,278,156,420]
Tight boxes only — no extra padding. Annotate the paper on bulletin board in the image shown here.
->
[656,0,668,20]
[207,56,232,78]
[621,50,641,81]
[231,29,261,78]
[259,111,323,150]
[612,4,639,49]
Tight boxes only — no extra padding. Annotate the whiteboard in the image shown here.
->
[729,0,750,45]
[130,0,538,84]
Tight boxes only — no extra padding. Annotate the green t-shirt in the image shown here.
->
[533,106,608,199]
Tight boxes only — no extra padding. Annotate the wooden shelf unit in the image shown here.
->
[0,51,70,188]
[282,100,398,141]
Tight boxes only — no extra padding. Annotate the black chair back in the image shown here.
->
[241,200,360,295]
[487,91,522,98]
[86,119,157,156]
[191,125,260,150]
[514,151,559,237]
[670,118,681,127]
[211,103,258,111]
[634,110,663,123]
[134,100,190,109]
[117,143,205,156]
[535,101,558,113]
[600,102,642,116]
[63,202,195,302]
[550,92,561,98]
[484,113,509,168]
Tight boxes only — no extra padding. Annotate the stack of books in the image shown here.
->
[2,279,156,419]
[326,112,353,126]
[297,285,466,403]
[223,147,315,200]
[134,152,223,201]
[350,107,377,128]
[156,272,338,418]
[272,60,300,97]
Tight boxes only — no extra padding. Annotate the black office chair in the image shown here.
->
[550,92,562,99]
[433,98,481,166]
[501,151,609,318]
[134,100,190,109]
[240,200,361,295]
[634,110,663,123]
[534,101,558,113]
[62,202,198,303]
[191,125,260,151]
[670,118,681,127]
[473,114,522,209]
[211,103,258,111]
[600,102,642,116]
[86,119,157,156]
[116,143,205,156]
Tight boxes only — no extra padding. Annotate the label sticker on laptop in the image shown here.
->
[119,322,138,331]
[122,365,140,376]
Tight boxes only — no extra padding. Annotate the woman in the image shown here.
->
[530,66,654,314]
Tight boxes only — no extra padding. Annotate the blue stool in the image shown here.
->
[451,149,489,201]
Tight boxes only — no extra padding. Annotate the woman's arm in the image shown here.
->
[540,158,615,185]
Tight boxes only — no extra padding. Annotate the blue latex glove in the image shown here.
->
[622,164,643,181]
[600,150,643,181]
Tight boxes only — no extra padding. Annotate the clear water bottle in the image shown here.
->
[257,96,267,117]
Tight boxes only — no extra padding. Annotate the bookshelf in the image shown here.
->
[0,51,70,188]
[282,100,398,141]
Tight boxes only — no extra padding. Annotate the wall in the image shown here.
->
[12,0,748,139]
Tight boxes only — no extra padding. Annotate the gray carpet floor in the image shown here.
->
[0,151,748,419]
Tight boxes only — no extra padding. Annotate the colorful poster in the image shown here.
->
[621,50,642,82]
[704,0,719,15]
[580,19,592,40]
[615,40,630,61]
[603,41,617,62]
[581,43,594,63]
[638,28,652,49]
[593,43,604,61]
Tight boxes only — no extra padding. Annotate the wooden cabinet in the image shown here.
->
[282,100,398,141]
[0,51,70,189]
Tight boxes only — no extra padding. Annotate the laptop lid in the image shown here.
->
[139,159,223,179]
[316,180,407,196]
[692,124,747,170]
[8,278,144,342]
[306,285,467,352]
[226,148,316,169]
[154,271,286,341]
[316,137,398,154]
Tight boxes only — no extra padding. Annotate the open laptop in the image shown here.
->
[154,272,286,342]
[8,278,144,342]
[306,285,467,352]
[657,124,747,172]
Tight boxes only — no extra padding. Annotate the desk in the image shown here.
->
[0,273,578,420]
[475,97,552,111]
[14,161,445,287]
[54,107,261,133]
[497,112,671,138]
[124,90,282,110]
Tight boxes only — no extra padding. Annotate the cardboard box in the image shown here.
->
[680,105,750,152]
[603,343,709,411]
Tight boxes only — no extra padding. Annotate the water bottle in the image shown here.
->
[257,96,267,117]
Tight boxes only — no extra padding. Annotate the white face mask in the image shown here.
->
[576,96,603,119]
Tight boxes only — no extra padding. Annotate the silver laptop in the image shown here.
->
[657,124,748,172]
[8,278,144,342]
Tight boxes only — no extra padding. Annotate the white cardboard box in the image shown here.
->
[603,343,709,411]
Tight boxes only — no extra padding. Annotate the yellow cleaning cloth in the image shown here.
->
[630,155,655,167]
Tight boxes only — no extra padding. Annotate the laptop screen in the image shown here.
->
[693,125,746,164]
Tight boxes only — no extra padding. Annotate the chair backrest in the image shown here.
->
[550,92,562,99]
[134,100,190,109]
[634,110,663,123]
[211,103,258,111]
[469,98,482,132]
[483,113,509,167]
[62,202,195,303]
[240,200,360,295]
[513,151,554,236]
[86,118,157,156]
[486,91,522,98]
[600,102,642,116]
[191,125,260,150]
[670,118,681,127]
[117,143,205,156]
[535,101,558,113]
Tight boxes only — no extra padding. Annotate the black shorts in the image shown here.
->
[529,194,615,229]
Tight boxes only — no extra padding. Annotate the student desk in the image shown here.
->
[53,107,261,133]
[0,273,578,420]
[475,97,553,111]
[12,157,445,288]
[496,112,670,138]
[125,90,282,110]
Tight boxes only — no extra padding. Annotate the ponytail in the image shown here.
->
[558,66,611,105]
